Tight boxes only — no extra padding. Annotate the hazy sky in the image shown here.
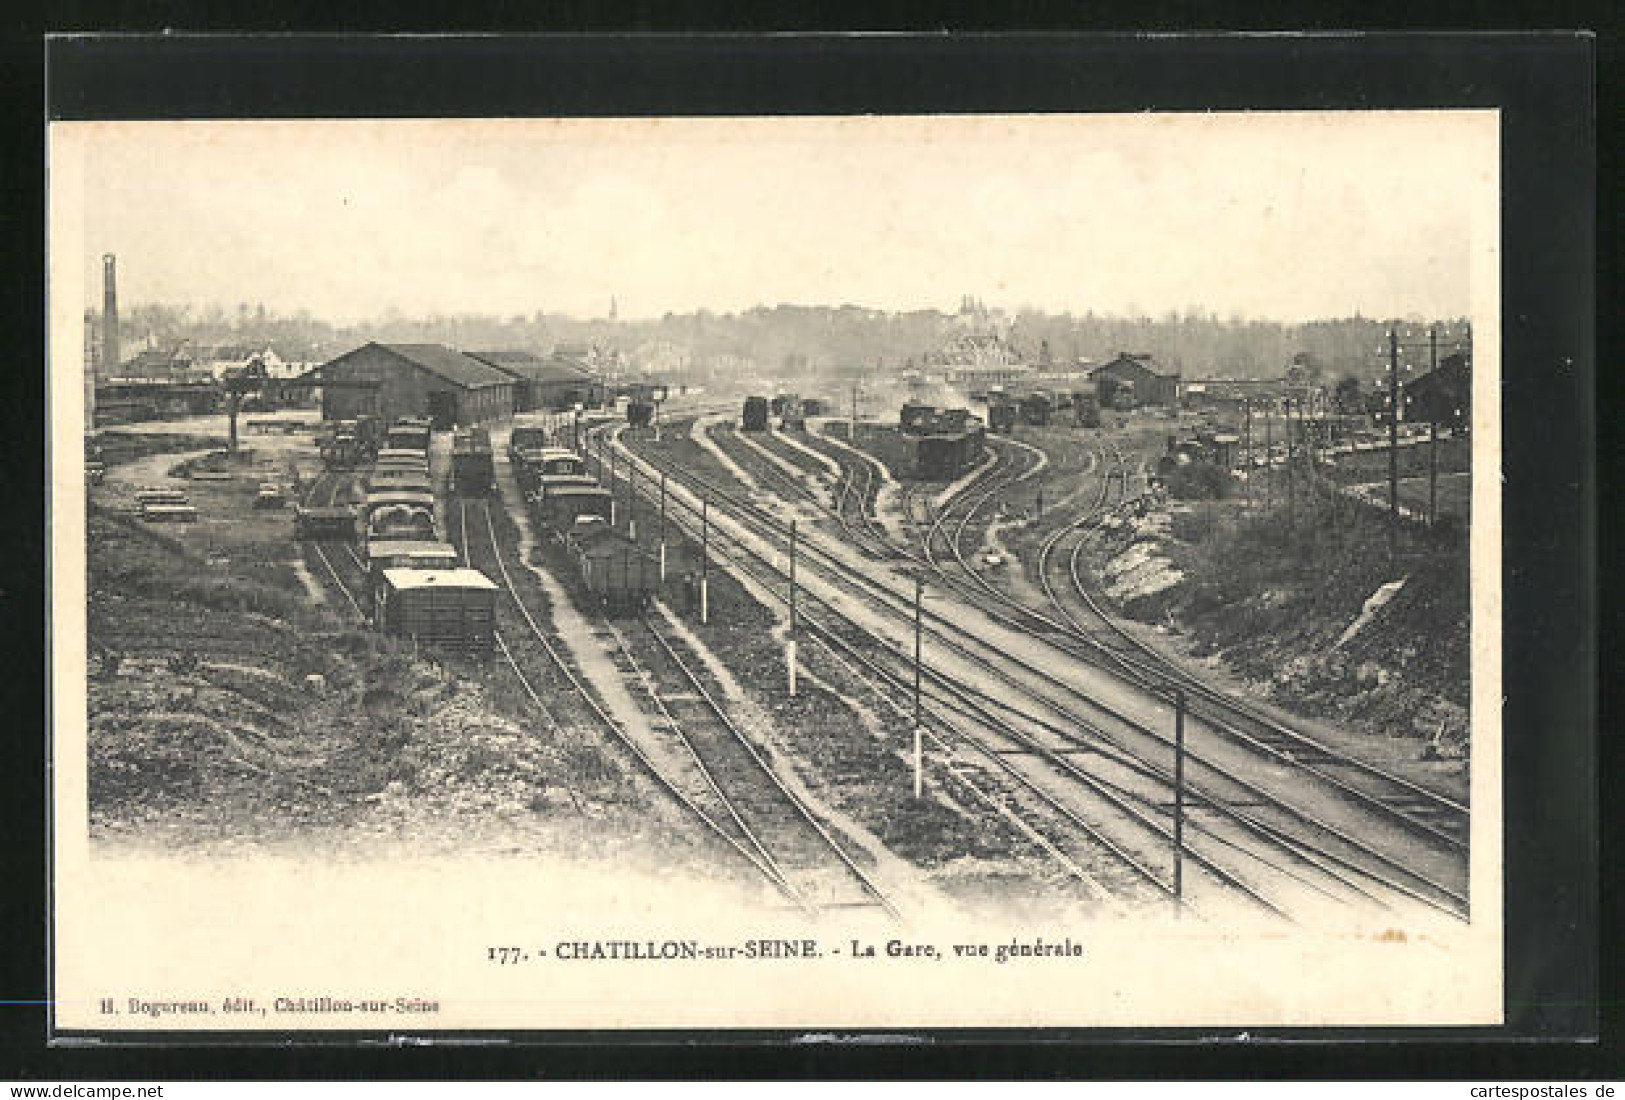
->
[57,113,1495,323]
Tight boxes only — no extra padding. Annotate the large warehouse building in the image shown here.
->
[304,342,517,428]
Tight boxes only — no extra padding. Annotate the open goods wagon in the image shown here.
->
[376,567,497,653]
[1020,391,1053,427]
[508,426,550,462]
[529,481,612,531]
[564,520,657,616]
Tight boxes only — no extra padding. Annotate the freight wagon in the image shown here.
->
[384,420,432,455]
[365,540,460,614]
[627,400,654,428]
[778,395,806,431]
[451,427,495,495]
[376,567,497,653]
[530,482,613,531]
[1020,391,1053,427]
[364,470,432,495]
[1072,392,1101,428]
[742,396,770,432]
[564,518,657,616]
[986,400,1017,433]
[295,505,358,540]
[508,426,549,462]
[367,504,437,544]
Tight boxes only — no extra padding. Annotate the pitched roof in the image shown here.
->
[382,343,519,388]
[468,350,600,385]
[1089,353,1177,379]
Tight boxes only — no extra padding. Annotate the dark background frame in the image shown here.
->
[5,32,1603,1079]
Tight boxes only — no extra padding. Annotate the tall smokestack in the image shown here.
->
[102,253,119,373]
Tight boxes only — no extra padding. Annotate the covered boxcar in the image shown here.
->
[986,400,1017,433]
[1072,392,1101,428]
[365,539,460,612]
[366,503,437,545]
[376,567,497,653]
[627,400,655,428]
[362,489,437,518]
[742,396,770,432]
[778,395,806,431]
[564,518,657,616]
[295,505,357,541]
[451,427,495,495]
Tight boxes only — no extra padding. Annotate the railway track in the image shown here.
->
[608,424,1328,917]
[456,485,899,922]
[864,434,1470,888]
[612,420,1469,921]
[299,470,368,622]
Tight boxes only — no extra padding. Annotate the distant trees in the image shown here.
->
[87,298,1465,386]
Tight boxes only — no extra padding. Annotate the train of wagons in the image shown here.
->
[984,389,1101,432]
[898,403,987,479]
[510,429,657,616]
[294,416,658,653]
[742,393,825,433]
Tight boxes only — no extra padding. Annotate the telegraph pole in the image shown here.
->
[851,381,860,442]
[1242,399,1252,510]
[699,495,710,625]
[1388,327,1400,567]
[1264,406,1273,512]
[658,471,668,581]
[1429,326,1439,528]
[1286,396,1296,530]
[786,519,798,696]
[627,458,637,540]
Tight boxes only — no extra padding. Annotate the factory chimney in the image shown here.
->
[102,253,119,373]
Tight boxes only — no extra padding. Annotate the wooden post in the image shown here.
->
[1429,418,1439,528]
[1388,327,1400,567]
[1264,409,1273,512]
[913,572,924,800]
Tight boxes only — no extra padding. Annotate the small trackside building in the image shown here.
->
[310,342,517,429]
[1089,352,1182,410]
[1402,352,1471,432]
